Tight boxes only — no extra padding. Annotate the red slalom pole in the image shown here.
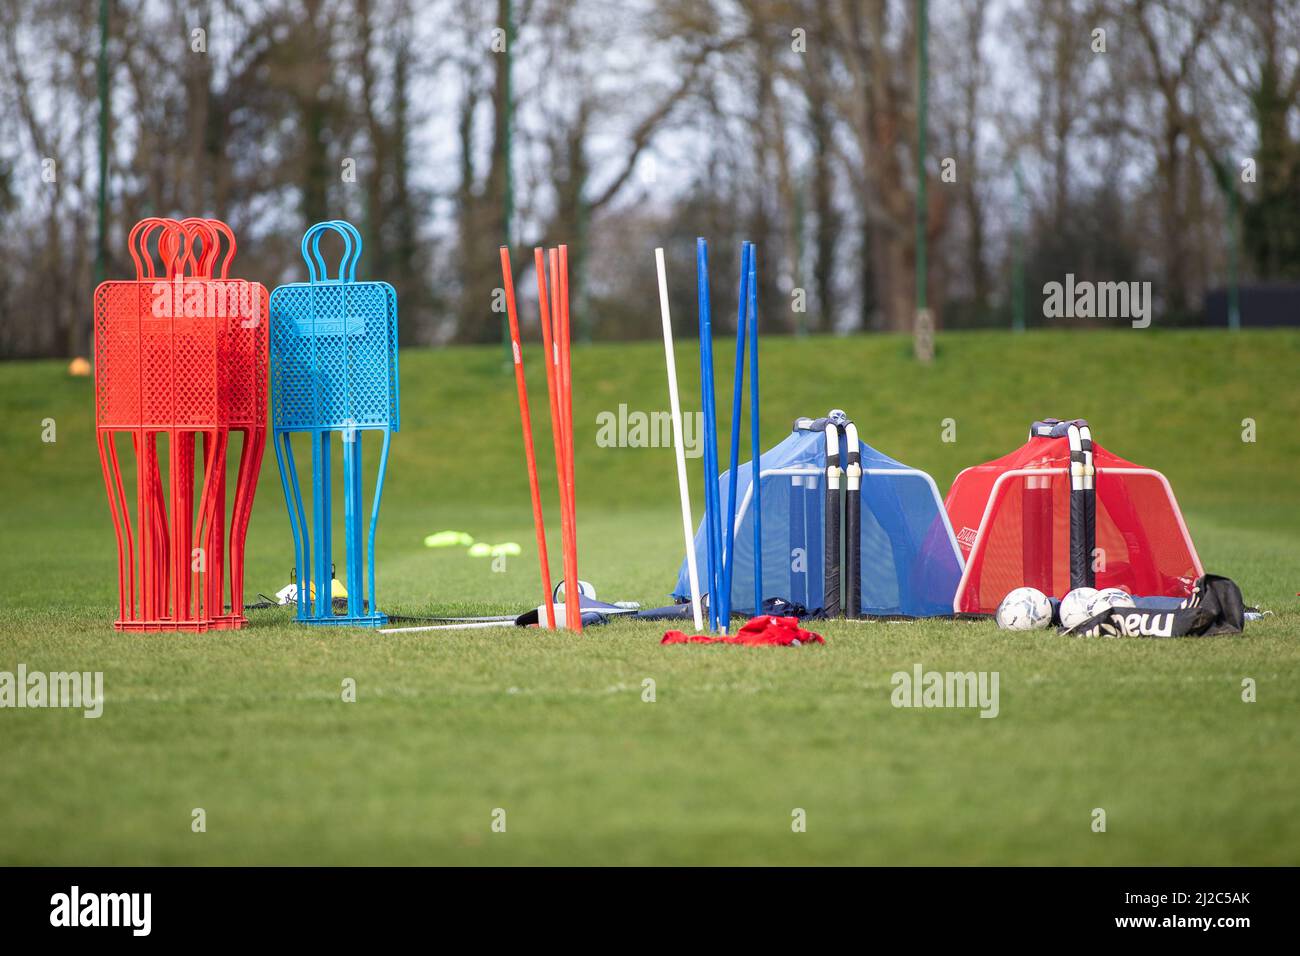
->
[558,246,581,631]
[499,247,557,629]
[546,247,578,631]
[535,248,573,628]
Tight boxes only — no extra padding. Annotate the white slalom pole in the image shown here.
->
[656,248,704,631]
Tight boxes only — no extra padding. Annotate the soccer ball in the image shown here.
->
[995,587,1052,631]
[1060,587,1101,628]
[1087,587,1136,617]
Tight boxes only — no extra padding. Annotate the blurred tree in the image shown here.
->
[1129,0,1226,313]
[1231,0,1300,278]
[802,0,840,333]
[821,0,950,331]
[0,0,1291,357]
[452,0,511,344]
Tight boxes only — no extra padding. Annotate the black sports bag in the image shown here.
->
[1067,574,1246,638]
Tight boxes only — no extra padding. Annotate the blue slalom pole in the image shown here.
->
[696,238,722,630]
[720,241,751,630]
[343,430,363,618]
[748,245,761,614]
[312,430,332,619]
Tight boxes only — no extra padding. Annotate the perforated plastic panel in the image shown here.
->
[93,217,268,631]
[269,234,399,432]
[268,220,399,627]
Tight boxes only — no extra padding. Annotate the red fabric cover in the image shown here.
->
[945,435,1202,612]
[662,615,825,646]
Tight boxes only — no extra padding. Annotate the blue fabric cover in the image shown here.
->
[673,426,963,617]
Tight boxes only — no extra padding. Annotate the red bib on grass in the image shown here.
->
[661,615,825,647]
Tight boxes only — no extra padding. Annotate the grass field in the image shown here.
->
[1,328,1298,865]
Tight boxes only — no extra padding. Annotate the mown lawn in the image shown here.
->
[1,328,1297,864]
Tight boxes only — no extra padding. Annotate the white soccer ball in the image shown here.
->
[1060,587,1101,629]
[995,587,1052,631]
[1087,587,1136,617]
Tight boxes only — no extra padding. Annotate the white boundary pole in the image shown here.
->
[655,248,704,630]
